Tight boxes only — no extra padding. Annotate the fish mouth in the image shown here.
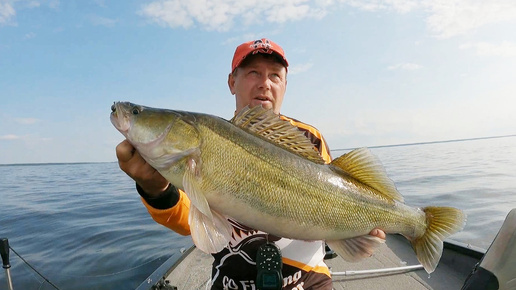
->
[110,102,131,135]
[110,101,173,150]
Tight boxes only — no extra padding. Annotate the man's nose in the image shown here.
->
[258,74,272,89]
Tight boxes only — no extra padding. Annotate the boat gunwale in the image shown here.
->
[138,235,485,290]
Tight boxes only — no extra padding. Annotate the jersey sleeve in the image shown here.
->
[141,189,191,236]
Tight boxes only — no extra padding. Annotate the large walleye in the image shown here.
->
[111,101,466,273]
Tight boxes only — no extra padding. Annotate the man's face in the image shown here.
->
[228,54,287,115]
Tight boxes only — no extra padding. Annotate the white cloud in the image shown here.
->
[24,31,35,39]
[0,0,59,26]
[341,0,419,14]
[25,1,40,9]
[15,117,40,124]
[341,0,516,38]
[93,0,106,8]
[460,41,516,57]
[4,0,516,40]
[264,2,325,23]
[0,134,52,142]
[47,0,58,9]
[0,134,21,140]
[289,62,313,75]
[0,1,16,25]
[88,15,117,27]
[139,0,516,39]
[139,0,195,29]
[139,0,327,31]
[423,0,516,38]
[387,62,422,70]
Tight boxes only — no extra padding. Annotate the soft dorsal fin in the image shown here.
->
[230,106,325,164]
[331,148,404,203]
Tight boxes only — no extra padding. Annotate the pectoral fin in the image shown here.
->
[182,156,213,219]
[188,205,232,253]
[183,157,232,253]
[327,235,385,262]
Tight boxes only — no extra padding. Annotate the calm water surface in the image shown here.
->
[1,137,515,289]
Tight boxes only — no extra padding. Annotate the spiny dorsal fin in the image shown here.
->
[231,106,325,164]
[331,148,404,203]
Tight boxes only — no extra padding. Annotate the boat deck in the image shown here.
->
[163,235,481,290]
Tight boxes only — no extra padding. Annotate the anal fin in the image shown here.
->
[182,156,232,253]
[327,235,385,262]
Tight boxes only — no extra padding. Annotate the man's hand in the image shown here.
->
[369,228,386,240]
[116,140,169,197]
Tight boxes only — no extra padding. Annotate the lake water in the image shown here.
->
[1,136,515,289]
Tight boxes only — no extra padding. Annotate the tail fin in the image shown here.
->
[412,206,466,273]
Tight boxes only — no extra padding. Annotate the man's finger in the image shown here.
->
[369,229,386,239]
[116,140,135,162]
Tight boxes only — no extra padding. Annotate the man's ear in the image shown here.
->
[228,73,236,95]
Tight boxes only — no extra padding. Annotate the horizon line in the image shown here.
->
[1,134,515,165]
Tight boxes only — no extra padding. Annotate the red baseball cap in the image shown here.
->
[231,38,289,72]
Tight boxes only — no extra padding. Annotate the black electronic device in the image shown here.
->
[256,242,283,290]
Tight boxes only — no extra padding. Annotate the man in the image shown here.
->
[116,38,386,289]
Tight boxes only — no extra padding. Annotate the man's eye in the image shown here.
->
[270,73,282,81]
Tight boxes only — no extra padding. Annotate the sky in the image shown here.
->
[1,0,515,164]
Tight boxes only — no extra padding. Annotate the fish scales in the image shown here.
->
[111,102,466,273]
[193,113,403,238]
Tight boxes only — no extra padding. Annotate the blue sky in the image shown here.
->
[1,0,515,164]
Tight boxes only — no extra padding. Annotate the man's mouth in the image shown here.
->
[255,96,271,102]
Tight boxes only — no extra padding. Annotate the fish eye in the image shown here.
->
[132,108,140,115]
